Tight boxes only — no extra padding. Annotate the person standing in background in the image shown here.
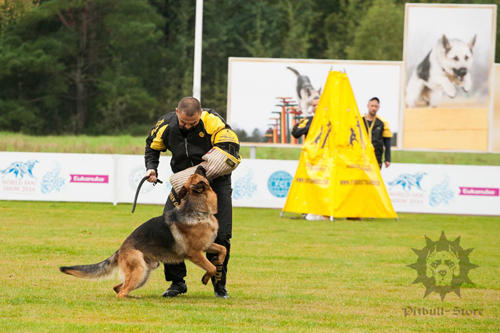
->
[362,97,392,169]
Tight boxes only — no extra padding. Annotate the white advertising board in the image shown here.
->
[1,152,499,216]
[0,152,114,203]
[114,155,173,206]
[227,58,402,145]
[231,159,298,209]
[382,163,500,216]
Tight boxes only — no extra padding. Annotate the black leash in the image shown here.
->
[132,176,162,213]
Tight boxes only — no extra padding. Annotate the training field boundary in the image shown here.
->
[0,152,499,216]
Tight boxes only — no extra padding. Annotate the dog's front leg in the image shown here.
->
[205,243,227,284]
[461,74,473,92]
[428,89,443,108]
[187,251,217,285]
[435,76,456,99]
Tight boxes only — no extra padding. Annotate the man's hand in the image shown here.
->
[145,169,157,183]
[384,161,391,168]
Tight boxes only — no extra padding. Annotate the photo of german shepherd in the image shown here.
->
[60,166,226,298]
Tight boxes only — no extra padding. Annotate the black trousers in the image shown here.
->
[163,177,232,287]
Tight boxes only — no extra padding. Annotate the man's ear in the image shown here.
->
[177,186,188,200]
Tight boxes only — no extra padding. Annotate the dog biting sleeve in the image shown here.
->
[169,147,242,193]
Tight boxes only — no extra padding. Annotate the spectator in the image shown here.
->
[362,97,392,169]
[292,97,320,139]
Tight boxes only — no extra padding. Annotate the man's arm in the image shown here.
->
[145,117,169,182]
[379,116,393,168]
[383,137,391,167]
[292,118,311,139]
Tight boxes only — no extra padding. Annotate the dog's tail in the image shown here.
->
[287,66,300,76]
[60,251,119,280]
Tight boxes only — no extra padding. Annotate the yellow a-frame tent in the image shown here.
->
[283,71,397,219]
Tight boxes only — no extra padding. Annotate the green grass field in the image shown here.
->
[1,201,499,332]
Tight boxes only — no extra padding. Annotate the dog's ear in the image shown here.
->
[177,186,188,200]
[469,34,477,51]
[442,34,451,54]
[195,165,207,178]
[318,87,322,95]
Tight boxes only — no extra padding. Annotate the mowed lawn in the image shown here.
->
[0,201,498,332]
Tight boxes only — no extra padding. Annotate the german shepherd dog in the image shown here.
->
[287,67,322,116]
[60,166,226,298]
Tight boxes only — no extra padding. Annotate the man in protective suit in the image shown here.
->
[144,97,241,299]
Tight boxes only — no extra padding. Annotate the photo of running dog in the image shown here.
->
[405,34,476,108]
[287,67,321,115]
[60,166,226,298]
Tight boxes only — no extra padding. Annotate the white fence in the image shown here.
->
[1,152,499,216]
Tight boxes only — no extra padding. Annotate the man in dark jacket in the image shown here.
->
[144,97,240,299]
[362,97,392,169]
[292,97,319,139]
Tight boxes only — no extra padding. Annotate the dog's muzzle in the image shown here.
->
[453,67,468,81]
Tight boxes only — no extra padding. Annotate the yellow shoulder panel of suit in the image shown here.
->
[200,111,226,135]
[213,128,240,145]
[298,118,309,129]
[150,124,168,150]
[376,116,393,138]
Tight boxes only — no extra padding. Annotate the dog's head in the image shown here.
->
[440,34,476,81]
[177,166,217,213]
[426,245,460,286]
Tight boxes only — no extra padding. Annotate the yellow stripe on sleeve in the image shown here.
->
[377,116,393,138]
[150,124,168,150]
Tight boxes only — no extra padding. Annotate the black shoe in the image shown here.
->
[214,285,229,299]
[162,281,187,297]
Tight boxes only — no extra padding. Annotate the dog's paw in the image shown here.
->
[201,274,210,285]
[446,90,457,99]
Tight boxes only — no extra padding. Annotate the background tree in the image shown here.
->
[0,0,497,135]
[347,0,404,61]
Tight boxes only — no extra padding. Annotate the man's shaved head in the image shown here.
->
[177,97,202,116]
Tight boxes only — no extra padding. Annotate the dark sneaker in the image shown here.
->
[214,285,229,299]
[162,281,187,297]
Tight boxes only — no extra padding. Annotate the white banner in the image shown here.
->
[231,159,298,209]
[114,155,173,206]
[382,163,500,216]
[1,152,499,216]
[0,152,114,203]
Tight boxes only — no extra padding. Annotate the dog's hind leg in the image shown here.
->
[405,78,425,108]
[116,250,148,298]
[113,282,124,294]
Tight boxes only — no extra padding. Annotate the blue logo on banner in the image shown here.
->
[233,169,257,199]
[267,171,292,198]
[41,165,65,194]
[1,160,38,179]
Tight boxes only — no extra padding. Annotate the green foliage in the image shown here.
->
[0,0,498,135]
[347,0,404,60]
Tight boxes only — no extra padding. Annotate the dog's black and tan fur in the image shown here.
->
[60,166,226,298]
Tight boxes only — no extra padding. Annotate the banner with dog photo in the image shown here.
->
[228,58,402,147]
[402,4,497,151]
